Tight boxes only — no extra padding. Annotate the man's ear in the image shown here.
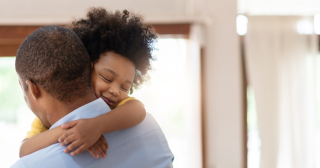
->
[18,79,22,89]
[25,80,40,100]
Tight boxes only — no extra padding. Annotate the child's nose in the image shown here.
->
[109,87,120,97]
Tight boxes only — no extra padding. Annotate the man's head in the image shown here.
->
[15,25,92,126]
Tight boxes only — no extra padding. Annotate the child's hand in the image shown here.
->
[86,135,108,158]
[58,119,108,158]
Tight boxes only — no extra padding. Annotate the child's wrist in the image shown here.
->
[57,127,67,138]
[94,117,105,135]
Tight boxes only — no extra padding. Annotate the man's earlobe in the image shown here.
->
[26,80,40,100]
[18,80,22,89]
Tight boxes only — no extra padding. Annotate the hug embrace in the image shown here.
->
[11,7,174,168]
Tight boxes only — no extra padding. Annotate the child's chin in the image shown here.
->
[108,104,114,109]
[107,102,116,109]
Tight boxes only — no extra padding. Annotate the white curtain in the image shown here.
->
[245,16,319,168]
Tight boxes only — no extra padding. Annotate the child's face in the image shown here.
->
[91,52,136,109]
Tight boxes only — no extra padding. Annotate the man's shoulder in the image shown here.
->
[11,159,25,168]
[11,143,97,168]
[11,143,72,168]
[131,112,161,132]
[98,113,174,168]
[102,113,161,147]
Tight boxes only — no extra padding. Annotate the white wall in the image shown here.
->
[201,0,243,167]
[238,0,320,15]
[0,0,197,25]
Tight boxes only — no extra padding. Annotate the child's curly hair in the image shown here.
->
[69,7,157,93]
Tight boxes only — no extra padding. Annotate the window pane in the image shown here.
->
[132,38,200,168]
[247,86,261,168]
[0,57,35,167]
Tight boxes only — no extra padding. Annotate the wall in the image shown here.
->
[238,0,320,15]
[0,0,196,25]
[201,0,243,167]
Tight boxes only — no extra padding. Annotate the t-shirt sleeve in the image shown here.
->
[116,97,143,107]
[23,117,48,141]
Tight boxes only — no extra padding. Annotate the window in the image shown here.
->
[247,86,261,168]
[0,57,35,167]
[132,38,201,168]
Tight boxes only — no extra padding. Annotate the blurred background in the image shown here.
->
[1,0,320,168]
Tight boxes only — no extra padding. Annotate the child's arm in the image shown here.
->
[59,99,146,156]
[20,122,108,158]
[20,126,66,157]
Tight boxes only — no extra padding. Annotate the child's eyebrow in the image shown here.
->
[103,68,118,77]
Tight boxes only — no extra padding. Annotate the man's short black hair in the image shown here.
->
[15,25,92,103]
[69,7,158,93]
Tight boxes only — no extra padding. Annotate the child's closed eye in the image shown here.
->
[100,75,112,82]
[121,87,129,92]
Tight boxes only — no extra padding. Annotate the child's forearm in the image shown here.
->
[20,126,66,158]
[57,100,146,157]
[96,99,146,134]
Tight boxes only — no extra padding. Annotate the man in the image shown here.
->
[11,25,173,168]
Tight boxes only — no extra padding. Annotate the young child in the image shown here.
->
[20,8,157,159]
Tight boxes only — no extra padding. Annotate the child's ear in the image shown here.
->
[130,88,133,95]
[25,80,40,100]
[90,62,94,72]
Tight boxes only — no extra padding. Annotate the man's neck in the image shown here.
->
[46,93,97,128]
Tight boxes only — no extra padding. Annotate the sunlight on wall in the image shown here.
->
[237,15,248,36]
[297,20,313,35]
[314,14,320,34]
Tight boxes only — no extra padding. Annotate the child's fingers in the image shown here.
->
[96,138,107,156]
[59,131,74,143]
[61,120,79,129]
[100,136,109,150]
[63,139,82,153]
[92,143,105,158]
[70,143,90,156]
[60,133,76,146]
[87,147,99,159]
[70,144,88,156]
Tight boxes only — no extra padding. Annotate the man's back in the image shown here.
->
[11,99,174,168]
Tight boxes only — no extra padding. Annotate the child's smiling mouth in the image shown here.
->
[101,95,116,107]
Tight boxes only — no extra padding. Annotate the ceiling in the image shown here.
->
[1,0,319,25]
